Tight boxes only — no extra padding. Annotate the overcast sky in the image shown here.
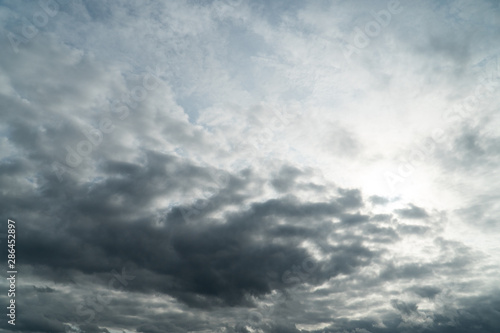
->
[1,0,500,332]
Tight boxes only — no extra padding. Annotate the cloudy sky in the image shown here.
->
[1,0,500,332]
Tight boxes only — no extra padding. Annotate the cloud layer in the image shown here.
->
[0,0,499,332]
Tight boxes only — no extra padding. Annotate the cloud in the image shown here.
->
[390,299,418,315]
[394,204,429,219]
[368,195,389,205]
[1,0,499,332]
[408,285,441,299]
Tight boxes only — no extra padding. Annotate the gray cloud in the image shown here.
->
[1,1,499,332]
[408,285,441,299]
[369,195,389,205]
[395,204,429,219]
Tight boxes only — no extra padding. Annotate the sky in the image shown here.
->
[0,0,500,332]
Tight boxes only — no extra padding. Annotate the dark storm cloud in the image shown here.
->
[5,150,405,332]
[16,156,381,309]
